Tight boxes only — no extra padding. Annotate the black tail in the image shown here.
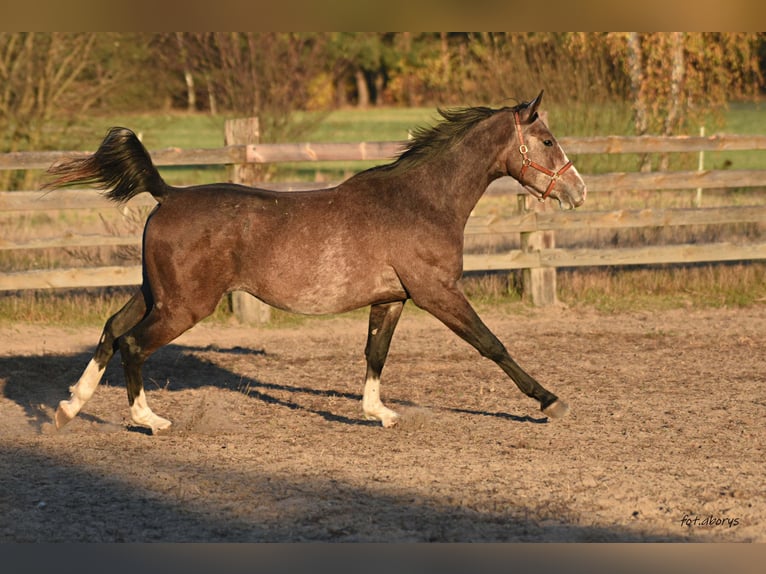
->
[43,127,170,204]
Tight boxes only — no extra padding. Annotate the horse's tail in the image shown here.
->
[44,127,170,204]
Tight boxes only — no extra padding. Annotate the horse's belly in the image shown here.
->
[251,257,406,315]
[297,271,404,315]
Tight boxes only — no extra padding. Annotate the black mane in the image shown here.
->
[358,104,528,181]
[399,106,505,164]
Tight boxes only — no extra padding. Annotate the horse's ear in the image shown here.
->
[531,90,544,111]
[519,90,544,123]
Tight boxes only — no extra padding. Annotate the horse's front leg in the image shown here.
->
[411,284,569,419]
[362,300,405,427]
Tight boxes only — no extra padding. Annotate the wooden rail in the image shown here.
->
[4,134,765,171]
[2,169,764,213]
[2,130,765,313]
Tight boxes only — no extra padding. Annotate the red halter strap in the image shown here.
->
[514,111,573,201]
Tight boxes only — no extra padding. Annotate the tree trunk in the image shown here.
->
[335,76,348,108]
[175,33,196,112]
[626,32,652,172]
[661,32,685,170]
[206,75,217,115]
[398,32,413,106]
[355,69,369,108]
[440,32,450,80]
[184,72,196,112]
[373,72,385,105]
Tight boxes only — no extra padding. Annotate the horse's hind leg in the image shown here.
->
[55,289,148,429]
[362,301,404,427]
[118,302,213,434]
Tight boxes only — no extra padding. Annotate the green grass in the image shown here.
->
[705,100,766,171]
[297,107,438,142]
[53,112,228,150]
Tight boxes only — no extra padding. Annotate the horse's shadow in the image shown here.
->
[0,342,548,433]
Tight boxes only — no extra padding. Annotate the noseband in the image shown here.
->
[514,111,573,201]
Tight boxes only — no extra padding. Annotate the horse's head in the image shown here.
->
[503,91,587,210]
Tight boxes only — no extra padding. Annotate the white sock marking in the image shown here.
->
[59,358,105,418]
[130,388,172,433]
[362,376,399,427]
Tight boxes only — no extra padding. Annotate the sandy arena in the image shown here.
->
[0,304,763,541]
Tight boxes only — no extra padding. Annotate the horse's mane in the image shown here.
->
[400,106,503,163]
[357,103,525,179]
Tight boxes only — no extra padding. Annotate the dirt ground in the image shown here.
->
[0,303,763,542]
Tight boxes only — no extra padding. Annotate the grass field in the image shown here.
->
[2,101,765,325]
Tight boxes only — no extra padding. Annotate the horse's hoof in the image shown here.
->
[146,418,172,435]
[542,399,570,419]
[363,410,399,428]
[381,414,399,428]
[151,422,172,435]
[54,402,75,429]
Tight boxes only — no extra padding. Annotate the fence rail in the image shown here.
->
[2,129,765,312]
[5,134,766,171]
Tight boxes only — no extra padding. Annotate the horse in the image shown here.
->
[44,90,587,434]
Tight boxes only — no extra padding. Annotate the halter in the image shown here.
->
[514,111,573,201]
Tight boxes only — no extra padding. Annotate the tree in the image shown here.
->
[453,33,628,136]
[175,33,328,143]
[323,33,399,108]
[604,32,763,170]
[0,33,120,188]
[608,33,762,133]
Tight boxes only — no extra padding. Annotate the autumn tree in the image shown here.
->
[448,33,629,139]
[605,32,763,169]
[457,32,762,171]
[322,33,400,108]
[0,33,122,188]
[170,33,329,143]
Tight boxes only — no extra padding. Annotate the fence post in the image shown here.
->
[695,125,705,208]
[518,193,558,306]
[224,117,272,324]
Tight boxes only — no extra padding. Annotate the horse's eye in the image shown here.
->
[543,139,553,147]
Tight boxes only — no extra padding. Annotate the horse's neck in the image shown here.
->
[411,130,508,223]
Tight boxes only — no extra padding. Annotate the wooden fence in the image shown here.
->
[1,125,765,318]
